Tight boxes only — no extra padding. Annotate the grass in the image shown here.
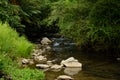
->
[0,22,33,57]
[0,54,45,80]
[0,22,45,80]
[7,68,45,80]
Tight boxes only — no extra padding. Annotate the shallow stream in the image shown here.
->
[40,37,120,80]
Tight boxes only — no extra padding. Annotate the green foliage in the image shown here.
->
[14,36,34,57]
[0,23,44,79]
[18,0,55,36]
[18,0,41,25]
[0,53,16,71]
[47,0,120,54]
[0,54,44,80]
[19,0,51,26]
[6,68,44,80]
[0,0,52,35]
[47,0,94,44]
[86,0,120,52]
[0,0,120,54]
[89,0,120,27]
[0,22,33,57]
[0,0,25,34]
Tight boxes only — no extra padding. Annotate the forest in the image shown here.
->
[0,0,120,80]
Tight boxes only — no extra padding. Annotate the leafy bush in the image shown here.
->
[89,0,120,27]
[0,22,33,57]
[87,0,120,52]
[0,0,25,34]
[47,0,120,55]
[47,0,95,45]
[20,0,56,37]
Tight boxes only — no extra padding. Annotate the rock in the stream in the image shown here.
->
[22,58,35,65]
[36,64,50,69]
[116,58,120,61]
[41,37,52,45]
[47,61,53,66]
[45,46,52,50]
[61,57,82,68]
[32,49,43,56]
[29,59,34,65]
[64,67,82,76]
[56,75,73,80]
[22,58,30,64]
[34,56,47,64]
[51,64,62,70]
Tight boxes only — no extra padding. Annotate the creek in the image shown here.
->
[34,37,120,80]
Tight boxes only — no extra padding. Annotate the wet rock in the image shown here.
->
[22,58,29,64]
[32,52,42,58]
[32,49,39,54]
[52,59,60,63]
[34,56,47,64]
[61,57,82,68]
[47,61,53,66]
[45,46,52,50]
[36,64,49,69]
[56,75,73,80]
[64,68,82,76]
[63,61,82,68]
[29,59,34,65]
[116,58,120,61]
[41,37,52,45]
[51,64,62,70]
[32,49,43,55]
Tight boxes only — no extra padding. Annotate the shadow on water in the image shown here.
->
[41,37,120,80]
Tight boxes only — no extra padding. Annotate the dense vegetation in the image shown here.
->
[0,0,120,79]
[0,23,44,79]
[45,0,120,55]
[0,0,120,52]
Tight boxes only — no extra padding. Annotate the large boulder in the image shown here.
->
[56,75,73,80]
[61,57,82,68]
[41,37,52,45]
[34,55,47,64]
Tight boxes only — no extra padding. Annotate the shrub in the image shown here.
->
[47,0,96,45]
[87,0,120,53]
[0,0,25,34]
[89,0,120,27]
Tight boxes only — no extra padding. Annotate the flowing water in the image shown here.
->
[41,37,120,80]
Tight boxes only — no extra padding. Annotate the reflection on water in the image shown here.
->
[45,37,120,80]
[64,67,82,76]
